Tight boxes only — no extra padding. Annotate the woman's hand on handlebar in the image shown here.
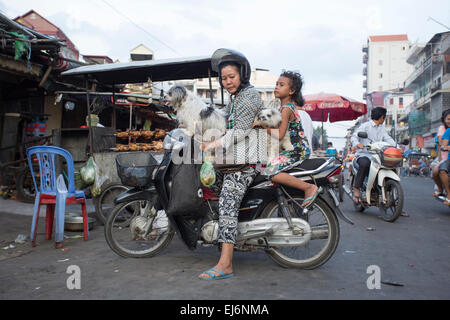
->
[357,144,365,149]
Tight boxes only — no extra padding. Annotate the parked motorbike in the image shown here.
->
[104,129,353,270]
[343,132,409,222]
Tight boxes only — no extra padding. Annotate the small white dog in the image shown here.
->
[165,85,227,140]
[256,108,294,162]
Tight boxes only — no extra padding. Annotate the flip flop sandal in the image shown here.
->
[444,198,450,206]
[352,195,361,204]
[199,268,234,281]
[301,187,322,208]
[433,192,444,198]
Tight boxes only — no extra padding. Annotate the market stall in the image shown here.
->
[60,56,219,223]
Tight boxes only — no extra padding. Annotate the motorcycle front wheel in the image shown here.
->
[260,195,340,270]
[104,200,174,258]
[379,179,404,223]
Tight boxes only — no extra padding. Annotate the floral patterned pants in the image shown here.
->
[215,167,258,244]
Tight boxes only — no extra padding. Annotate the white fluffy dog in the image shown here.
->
[165,85,227,140]
[256,108,294,162]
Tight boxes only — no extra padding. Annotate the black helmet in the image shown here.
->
[211,48,251,87]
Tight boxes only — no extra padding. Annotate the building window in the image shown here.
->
[379,86,383,91]
[399,97,403,106]
[390,98,394,105]
[379,60,383,66]
[379,73,383,79]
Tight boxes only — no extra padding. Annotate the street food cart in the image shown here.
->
[61,56,220,223]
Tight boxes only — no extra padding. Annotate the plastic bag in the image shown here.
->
[91,172,108,198]
[200,161,216,187]
[80,157,96,186]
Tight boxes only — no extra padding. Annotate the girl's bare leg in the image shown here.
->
[272,172,318,203]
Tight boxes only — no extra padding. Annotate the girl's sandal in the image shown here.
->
[301,187,322,208]
[352,195,361,204]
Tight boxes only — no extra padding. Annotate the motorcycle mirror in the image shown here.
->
[400,139,410,145]
[358,132,368,139]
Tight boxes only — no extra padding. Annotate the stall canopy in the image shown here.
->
[61,56,217,84]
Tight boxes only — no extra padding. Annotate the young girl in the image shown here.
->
[254,71,320,208]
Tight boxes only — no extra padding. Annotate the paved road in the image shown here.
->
[0,175,449,300]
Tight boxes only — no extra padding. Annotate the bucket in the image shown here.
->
[64,212,96,231]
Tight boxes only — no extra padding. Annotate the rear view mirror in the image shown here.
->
[358,132,368,139]
[400,139,410,146]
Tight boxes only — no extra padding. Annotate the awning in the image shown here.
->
[61,56,217,84]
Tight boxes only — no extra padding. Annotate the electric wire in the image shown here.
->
[99,0,182,57]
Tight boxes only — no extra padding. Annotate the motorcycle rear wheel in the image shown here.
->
[104,200,174,258]
[16,168,36,203]
[260,195,340,270]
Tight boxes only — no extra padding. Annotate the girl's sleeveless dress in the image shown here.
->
[262,103,311,176]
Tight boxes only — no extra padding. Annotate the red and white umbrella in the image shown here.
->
[303,93,367,123]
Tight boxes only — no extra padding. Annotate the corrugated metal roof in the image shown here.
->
[62,56,217,84]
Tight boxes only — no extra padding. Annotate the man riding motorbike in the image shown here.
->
[350,107,396,204]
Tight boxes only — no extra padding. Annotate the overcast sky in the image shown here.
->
[1,0,449,150]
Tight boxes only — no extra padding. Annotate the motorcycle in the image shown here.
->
[432,160,450,206]
[104,129,353,270]
[343,132,409,222]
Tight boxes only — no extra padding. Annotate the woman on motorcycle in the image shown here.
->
[199,49,266,280]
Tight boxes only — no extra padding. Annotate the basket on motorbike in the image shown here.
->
[381,147,403,168]
[116,152,159,187]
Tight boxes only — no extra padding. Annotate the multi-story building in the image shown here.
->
[383,89,414,142]
[404,31,450,152]
[362,34,414,105]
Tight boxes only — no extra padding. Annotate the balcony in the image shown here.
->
[404,55,443,89]
[442,33,450,54]
[363,80,367,89]
[431,82,442,94]
[363,54,368,64]
[362,44,368,53]
[404,56,432,89]
[363,67,367,76]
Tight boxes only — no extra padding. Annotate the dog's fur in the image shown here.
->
[165,85,227,140]
[256,108,294,163]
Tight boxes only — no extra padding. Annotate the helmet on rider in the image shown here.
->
[211,48,251,90]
